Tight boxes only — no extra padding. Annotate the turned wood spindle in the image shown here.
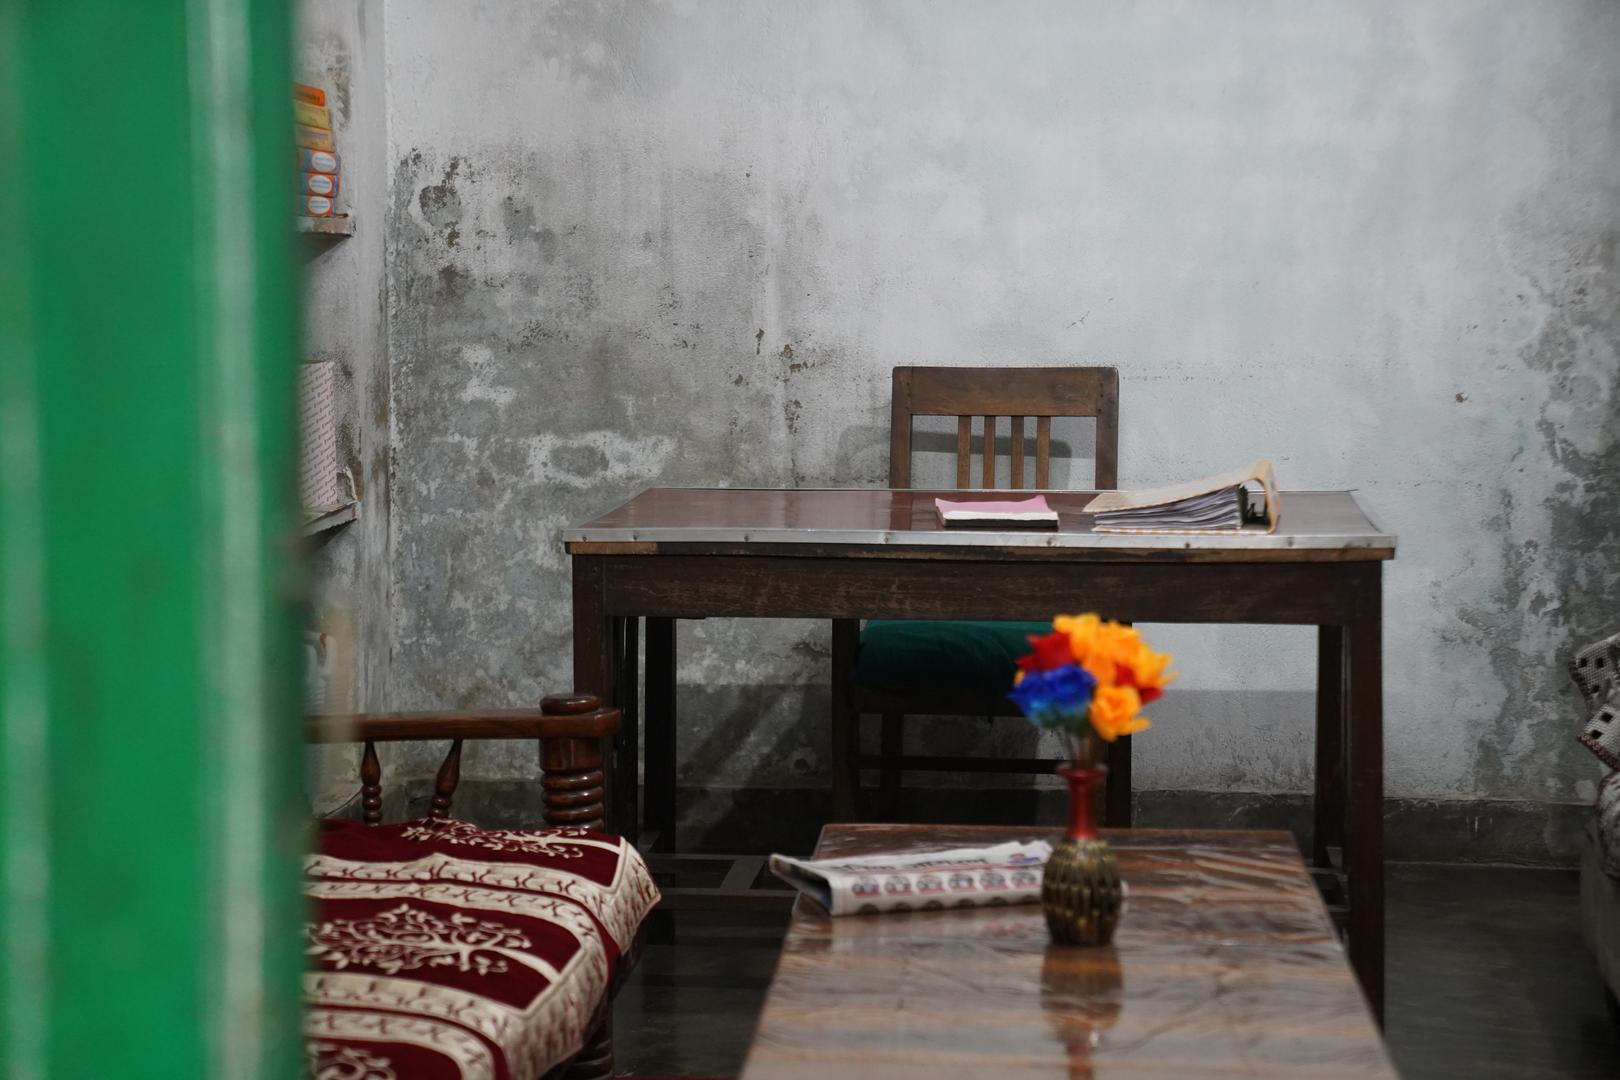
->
[360,739,383,825]
[539,694,608,831]
[430,738,463,819]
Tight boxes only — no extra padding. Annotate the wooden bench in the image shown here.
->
[305,694,654,1080]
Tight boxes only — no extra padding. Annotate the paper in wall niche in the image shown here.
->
[298,361,341,512]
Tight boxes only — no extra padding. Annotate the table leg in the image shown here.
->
[830,619,859,820]
[612,616,640,842]
[573,558,635,841]
[1314,625,1346,866]
[1107,620,1136,826]
[880,712,902,820]
[1345,568,1384,1023]
[1105,736,1133,826]
[644,617,677,853]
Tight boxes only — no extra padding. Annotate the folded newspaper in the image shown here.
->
[768,840,1052,916]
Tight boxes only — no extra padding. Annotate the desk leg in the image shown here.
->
[613,617,640,842]
[572,558,636,842]
[1314,625,1346,866]
[644,617,677,853]
[1345,569,1384,1024]
[831,619,859,821]
[1106,736,1133,826]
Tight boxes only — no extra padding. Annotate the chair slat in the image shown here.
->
[981,416,996,487]
[430,738,464,819]
[360,740,382,825]
[1011,417,1026,488]
[955,416,971,487]
[1035,416,1052,488]
[1095,371,1120,488]
[888,369,915,488]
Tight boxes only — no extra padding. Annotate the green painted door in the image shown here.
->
[1,1,303,1077]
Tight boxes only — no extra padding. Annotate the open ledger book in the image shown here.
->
[768,841,1052,916]
[1085,460,1280,535]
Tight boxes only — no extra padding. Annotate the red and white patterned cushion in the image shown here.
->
[303,818,659,1080]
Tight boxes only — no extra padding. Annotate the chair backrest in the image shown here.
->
[888,366,1119,490]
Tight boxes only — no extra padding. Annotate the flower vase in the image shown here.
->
[1042,765,1124,946]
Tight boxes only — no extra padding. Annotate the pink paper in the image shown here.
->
[935,495,1056,517]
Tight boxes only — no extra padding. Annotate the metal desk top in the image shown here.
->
[563,487,1395,557]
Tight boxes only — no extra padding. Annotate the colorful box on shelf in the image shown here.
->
[294,100,330,131]
[299,171,340,197]
[300,194,334,218]
[296,125,334,152]
[297,147,340,174]
[294,82,326,106]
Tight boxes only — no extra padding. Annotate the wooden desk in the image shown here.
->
[563,487,1395,1017]
[738,824,1396,1080]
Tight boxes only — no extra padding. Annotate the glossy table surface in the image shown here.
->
[563,487,1396,556]
[739,824,1395,1079]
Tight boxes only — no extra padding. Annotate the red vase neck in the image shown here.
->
[1059,765,1107,841]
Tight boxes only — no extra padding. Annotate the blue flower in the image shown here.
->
[1008,663,1097,731]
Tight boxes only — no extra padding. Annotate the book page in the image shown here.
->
[935,495,1059,526]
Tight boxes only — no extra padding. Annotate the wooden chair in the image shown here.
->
[829,365,1131,825]
[305,694,634,1080]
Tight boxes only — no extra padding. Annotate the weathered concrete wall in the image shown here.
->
[377,1,1620,813]
[300,0,391,808]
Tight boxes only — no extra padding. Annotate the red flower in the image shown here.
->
[1017,630,1076,673]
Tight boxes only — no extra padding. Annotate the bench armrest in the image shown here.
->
[304,694,618,831]
[304,695,618,743]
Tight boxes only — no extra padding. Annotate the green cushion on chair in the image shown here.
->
[852,620,1051,695]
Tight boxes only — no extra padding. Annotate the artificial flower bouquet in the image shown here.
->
[1008,614,1174,765]
[1012,614,1174,946]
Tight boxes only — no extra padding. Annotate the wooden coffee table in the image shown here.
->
[739,824,1395,1079]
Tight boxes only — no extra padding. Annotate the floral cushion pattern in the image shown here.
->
[304,818,659,1080]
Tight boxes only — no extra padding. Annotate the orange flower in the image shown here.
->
[1053,613,1175,700]
[1020,614,1170,744]
[1054,614,1114,682]
[1053,613,1099,646]
[1088,684,1151,742]
[1114,637,1176,703]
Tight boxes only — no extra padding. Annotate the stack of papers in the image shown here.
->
[1090,486,1246,531]
[1086,460,1280,535]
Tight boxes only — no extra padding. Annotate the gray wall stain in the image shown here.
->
[357,1,1620,805]
[299,0,393,805]
[1471,169,1620,798]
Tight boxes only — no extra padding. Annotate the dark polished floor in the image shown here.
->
[1384,864,1620,1079]
[613,864,1620,1079]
